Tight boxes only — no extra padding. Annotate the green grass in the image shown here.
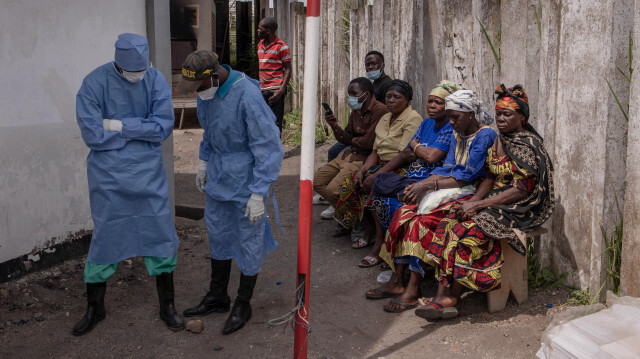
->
[528,240,568,290]
[534,0,542,39]
[606,31,633,122]
[477,17,501,69]
[567,288,595,306]
[282,107,329,146]
[601,197,624,295]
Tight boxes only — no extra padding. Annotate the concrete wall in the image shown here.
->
[0,1,174,275]
[274,0,638,294]
[621,0,640,297]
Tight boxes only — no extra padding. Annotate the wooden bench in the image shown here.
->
[172,97,197,130]
[487,227,548,313]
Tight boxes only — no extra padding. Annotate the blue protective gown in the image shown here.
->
[76,63,179,264]
[198,66,284,276]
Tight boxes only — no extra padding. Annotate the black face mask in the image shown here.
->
[258,31,269,40]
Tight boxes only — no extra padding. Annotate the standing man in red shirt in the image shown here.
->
[257,17,292,135]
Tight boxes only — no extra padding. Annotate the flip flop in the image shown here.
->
[358,256,382,268]
[365,286,401,300]
[383,298,418,313]
[414,301,458,321]
[352,238,373,249]
[417,297,434,306]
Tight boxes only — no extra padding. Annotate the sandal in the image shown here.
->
[417,297,434,306]
[414,301,458,321]
[358,256,382,268]
[365,286,401,300]
[352,238,373,249]
[383,298,418,313]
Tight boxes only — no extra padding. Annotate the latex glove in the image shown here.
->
[244,193,265,224]
[195,160,208,193]
[102,119,123,132]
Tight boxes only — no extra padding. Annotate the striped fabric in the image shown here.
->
[257,36,291,90]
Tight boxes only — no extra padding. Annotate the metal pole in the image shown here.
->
[294,0,320,358]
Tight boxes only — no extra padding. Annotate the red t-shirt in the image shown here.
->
[257,36,291,91]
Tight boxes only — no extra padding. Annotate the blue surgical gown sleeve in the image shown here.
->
[120,70,175,142]
[76,77,127,151]
[197,103,213,162]
[242,96,284,196]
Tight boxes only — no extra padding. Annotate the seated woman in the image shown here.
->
[414,84,554,320]
[333,80,423,246]
[356,81,462,268]
[365,90,497,313]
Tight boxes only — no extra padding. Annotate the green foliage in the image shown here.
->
[601,199,624,295]
[534,0,542,39]
[282,107,329,146]
[607,31,633,122]
[477,17,501,69]
[336,1,365,67]
[528,240,568,290]
[567,288,595,306]
[607,80,630,122]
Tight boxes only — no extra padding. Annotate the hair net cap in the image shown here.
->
[114,33,150,71]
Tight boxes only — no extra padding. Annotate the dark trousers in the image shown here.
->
[262,89,287,134]
[328,142,350,162]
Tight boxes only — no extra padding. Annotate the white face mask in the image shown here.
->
[197,77,219,101]
[122,69,146,83]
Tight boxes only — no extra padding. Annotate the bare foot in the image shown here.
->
[364,272,405,299]
[383,298,419,312]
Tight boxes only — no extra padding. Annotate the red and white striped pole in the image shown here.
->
[294,0,320,358]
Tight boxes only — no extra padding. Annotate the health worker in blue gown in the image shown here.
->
[73,33,184,336]
[176,50,284,335]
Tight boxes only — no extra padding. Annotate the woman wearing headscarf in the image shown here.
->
[366,89,497,313]
[414,84,554,320]
[332,80,423,248]
[356,81,461,268]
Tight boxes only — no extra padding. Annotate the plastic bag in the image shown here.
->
[536,291,640,359]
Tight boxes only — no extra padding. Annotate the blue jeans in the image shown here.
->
[328,143,350,162]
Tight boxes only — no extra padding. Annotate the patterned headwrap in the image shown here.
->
[385,79,413,101]
[429,80,462,100]
[444,89,495,125]
[495,84,530,120]
[495,84,542,138]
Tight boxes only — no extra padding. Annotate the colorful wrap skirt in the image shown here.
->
[378,197,466,273]
[333,168,407,229]
[426,212,504,292]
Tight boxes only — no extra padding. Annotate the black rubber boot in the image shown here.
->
[156,272,185,331]
[71,282,106,336]
[183,259,231,317]
[222,273,257,335]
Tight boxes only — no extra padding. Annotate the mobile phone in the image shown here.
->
[321,102,333,115]
[396,191,405,202]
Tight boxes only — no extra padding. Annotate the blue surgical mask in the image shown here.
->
[348,92,368,110]
[366,69,382,80]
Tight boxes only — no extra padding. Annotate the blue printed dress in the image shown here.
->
[370,118,453,230]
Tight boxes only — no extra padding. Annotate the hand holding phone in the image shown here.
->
[321,102,333,115]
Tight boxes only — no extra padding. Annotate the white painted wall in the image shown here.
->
[0,0,147,262]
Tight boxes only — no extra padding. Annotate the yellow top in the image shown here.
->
[373,106,423,162]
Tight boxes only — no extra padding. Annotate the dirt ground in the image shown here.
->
[0,126,571,359]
